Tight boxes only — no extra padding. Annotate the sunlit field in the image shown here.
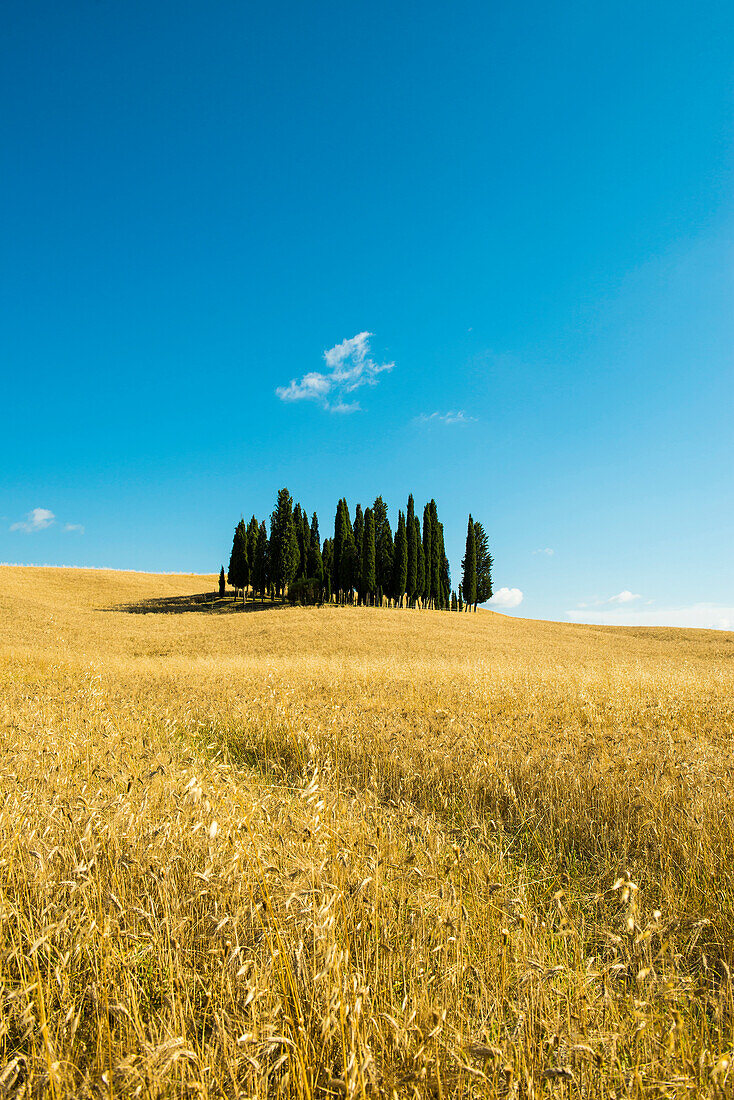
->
[1,566,732,1098]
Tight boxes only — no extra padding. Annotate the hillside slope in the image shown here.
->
[0,566,732,1097]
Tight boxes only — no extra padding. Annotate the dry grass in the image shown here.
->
[0,565,733,1098]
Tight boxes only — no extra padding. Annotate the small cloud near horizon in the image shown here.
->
[533,547,554,556]
[488,587,523,609]
[577,589,641,609]
[64,523,85,534]
[276,332,393,412]
[10,508,55,533]
[608,589,641,604]
[414,410,477,426]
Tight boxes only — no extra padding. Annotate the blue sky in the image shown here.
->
[2,0,732,627]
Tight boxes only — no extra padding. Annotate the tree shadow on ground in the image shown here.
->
[106,593,286,615]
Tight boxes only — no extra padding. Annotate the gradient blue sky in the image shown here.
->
[2,1,732,627]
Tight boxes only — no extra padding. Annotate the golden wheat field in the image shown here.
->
[0,565,733,1099]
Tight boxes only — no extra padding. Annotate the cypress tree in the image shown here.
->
[338,500,356,603]
[352,504,364,602]
[373,496,393,602]
[362,507,376,605]
[307,512,324,587]
[474,521,494,606]
[441,553,451,609]
[422,505,432,607]
[302,510,311,578]
[246,514,259,568]
[458,584,463,612]
[253,521,269,601]
[228,518,249,604]
[246,516,259,597]
[451,589,457,611]
[241,526,249,603]
[285,516,299,594]
[332,499,352,602]
[322,539,333,602]
[293,504,305,580]
[392,510,408,606]
[331,501,343,599]
[429,500,441,608]
[227,523,237,596]
[437,521,451,609]
[372,496,388,535]
[406,494,417,605]
[270,488,299,596]
[414,516,425,607]
[461,515,477,610]
[218,566,226,597]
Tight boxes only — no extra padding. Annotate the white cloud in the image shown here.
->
[9,508,84,535]
[566,603,734,631]
[276,371,332,402]
[415,410,477,426]
[533,547,554,556]
[488,587,524,609]
[576,590,642,609]
[607,590,641,604]
[10,508,55,533]
[276,332,393,412]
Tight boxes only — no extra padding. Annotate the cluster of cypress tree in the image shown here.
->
[224,488,492,610]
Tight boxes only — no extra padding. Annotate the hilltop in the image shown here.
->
[2,563,731,663]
